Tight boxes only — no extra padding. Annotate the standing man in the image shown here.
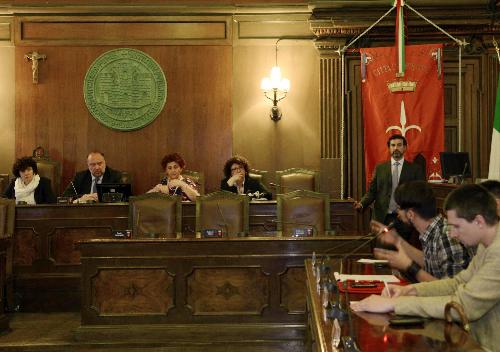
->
[63,151,122,203]
[354,134,425,224]
[372,181,472,282]
[351,184,500,352]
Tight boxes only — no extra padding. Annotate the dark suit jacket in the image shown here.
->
[3,176,56,204]
[360,160,425,222]
[220,176,272,200]
[62,167,122,197]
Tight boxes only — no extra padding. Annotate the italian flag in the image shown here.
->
[489,75,500,179]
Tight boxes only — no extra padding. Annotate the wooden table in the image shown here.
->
[305,260,483,351]
[12,200,359,311]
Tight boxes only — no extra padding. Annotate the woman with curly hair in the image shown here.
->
[220,155,272,200]
[147,152,199,201]
[3,156,56,204]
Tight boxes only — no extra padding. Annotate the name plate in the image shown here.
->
[57,196,73,204]
[112,230,132,239]
[292,227,313,237]
[202,229,224,238]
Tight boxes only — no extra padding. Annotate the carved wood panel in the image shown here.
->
[186,267,269,315]
[50,227,112,265]
[13,229,38,266]
[279,266,306,314]
[91,268,174,315]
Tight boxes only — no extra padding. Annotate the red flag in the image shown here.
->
[360,44,445,186]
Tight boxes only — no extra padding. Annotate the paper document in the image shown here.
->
[357,258,389,264]
[334,272,400,283]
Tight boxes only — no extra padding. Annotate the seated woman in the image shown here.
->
[147,153,199,201]
[220,155,272,200]
[3,156,56,204]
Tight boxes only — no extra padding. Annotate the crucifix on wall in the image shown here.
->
[25,51,47,84]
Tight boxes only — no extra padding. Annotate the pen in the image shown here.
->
[384,280,391,298]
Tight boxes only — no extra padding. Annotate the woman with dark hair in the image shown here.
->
[147,153,199,201]
[220,155,272,200]
[3,156,56,204]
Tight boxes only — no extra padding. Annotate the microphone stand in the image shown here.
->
[341,289,361,352]
[321,224,395,322]
[216,202,229,237]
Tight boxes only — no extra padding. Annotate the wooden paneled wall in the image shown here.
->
[13,12,235,195]
[15,45,232,195]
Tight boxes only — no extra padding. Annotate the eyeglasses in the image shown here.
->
[231,166,244,172]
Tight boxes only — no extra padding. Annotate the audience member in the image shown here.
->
[372,181,472,282]
[352,184,500,352]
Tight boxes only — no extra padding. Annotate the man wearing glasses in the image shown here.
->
[371,180,473,282]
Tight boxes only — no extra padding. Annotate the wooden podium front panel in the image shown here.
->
[77,237,372,327]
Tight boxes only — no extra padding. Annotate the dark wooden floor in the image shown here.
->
[0,313,306,351]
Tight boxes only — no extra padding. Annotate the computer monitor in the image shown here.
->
[440,152,472,180]
[96,183,131,203]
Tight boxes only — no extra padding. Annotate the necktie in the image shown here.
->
[91,178,98,194]
[388,161,400,212]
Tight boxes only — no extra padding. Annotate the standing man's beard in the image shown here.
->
[392,150,402,159]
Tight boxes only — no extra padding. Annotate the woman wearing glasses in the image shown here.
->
[220,155,272,200]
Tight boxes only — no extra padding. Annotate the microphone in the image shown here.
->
[216,202,229,237]
[70,181,78,197]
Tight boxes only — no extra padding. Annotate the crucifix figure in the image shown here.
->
[25,51,47,84]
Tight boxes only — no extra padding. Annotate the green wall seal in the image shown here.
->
[84,48,167,131]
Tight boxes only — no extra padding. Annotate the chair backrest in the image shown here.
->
[0,174,9,195]
[277,190,330,237]
[128,193,182,238]
[275,168,319,194]
[0,197,15,238]
[195,190,249,238]
[35,158,61,195]
[249,168,269,185]
[120,171,133,184]
[158,170,204,195]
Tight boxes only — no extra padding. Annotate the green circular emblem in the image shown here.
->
[83,48,167,131]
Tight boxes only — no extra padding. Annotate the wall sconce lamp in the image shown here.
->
[260,40,290,122]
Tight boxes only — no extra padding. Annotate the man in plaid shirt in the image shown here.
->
[373,180,473,282]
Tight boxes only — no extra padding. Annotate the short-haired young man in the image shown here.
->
[352,184,500,351]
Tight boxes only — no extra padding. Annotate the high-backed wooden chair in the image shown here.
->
[120,171,133,185]
[277,190,330,237]
[249,168,269,186]
[129,193,182,238]
[0,197,15,313]
[183,170,204,195]
[158,170,204,195]
[0,174,9,195]
[275,168,319,194]
[196,191,249,238]
[34,152,62,196]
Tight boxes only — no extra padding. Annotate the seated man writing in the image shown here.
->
[372,180,472,282]
[352,184,500,352]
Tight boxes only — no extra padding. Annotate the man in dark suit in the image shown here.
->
[354,134,425,224]
[63,151,122,203]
